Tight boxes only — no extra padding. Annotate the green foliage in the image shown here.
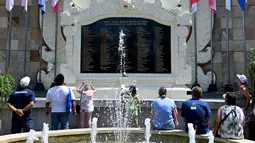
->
[248,48,255,97]
[0,73,15,114]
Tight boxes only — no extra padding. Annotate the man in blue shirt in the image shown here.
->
[181,86,211,134]
[7,76,36,133]
[151,86,178,129]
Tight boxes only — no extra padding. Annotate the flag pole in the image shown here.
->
[242,10,247,73]
[224,7,233,92]
[208,9,218,92]
[193,13,199,87]
[54,11,58,78]
[7,10,13,72]
[210,10,214,84]
[24,9,29,76]
[39,15,44,83]
[226,10,230,84]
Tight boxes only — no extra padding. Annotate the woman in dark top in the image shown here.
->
[236,74,251,139]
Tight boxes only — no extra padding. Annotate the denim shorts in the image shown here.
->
[51,112,69,130]
[153,121,175,130]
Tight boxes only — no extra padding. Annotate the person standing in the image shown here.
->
[213,92,244,139]
[76,80,96,128]
[7,76,36,133]
[151,86,178,130]
[128,85,140,127]
[46,74,76,130]
[235,74,251,138]
[181,86,211,135]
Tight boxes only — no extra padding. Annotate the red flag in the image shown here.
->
[190,0,199,14]
[209,0,217,13]
[52,0,59,12]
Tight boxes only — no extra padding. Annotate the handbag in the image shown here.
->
[66,88,72,114]
[76,90,83,114]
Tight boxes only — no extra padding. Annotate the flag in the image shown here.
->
[238,0,245,11]
[21,0,29,11]
[5,0,14,11]
[226,0,231,11]
[190,0,199,14]
[209,0,216,13]
[52,0,59,12]
[38,0,47,15]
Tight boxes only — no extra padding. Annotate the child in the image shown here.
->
[128,85,140,127]
[76,80,96,128]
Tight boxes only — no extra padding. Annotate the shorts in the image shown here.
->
[128,109,138,117]
[80,103,94,113]
[153,121,175,130]
[11,118,33,133]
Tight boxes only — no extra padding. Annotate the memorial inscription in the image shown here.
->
[81,18,171,73]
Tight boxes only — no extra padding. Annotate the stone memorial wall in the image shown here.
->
[0,0,254,92]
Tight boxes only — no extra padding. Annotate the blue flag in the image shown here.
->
[38,0,47,15]
[238,0,245,11]
[66,88,72,114]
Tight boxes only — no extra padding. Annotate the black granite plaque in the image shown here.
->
[81,18,171,73]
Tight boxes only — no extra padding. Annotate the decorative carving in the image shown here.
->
[60,64,76,85]
[186,0,215,91]
[120,0,135,10]
[36,70,54,90]
[176,65,192,85]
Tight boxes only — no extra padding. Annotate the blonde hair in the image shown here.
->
[83,84,91,91]
[192,86,202,98]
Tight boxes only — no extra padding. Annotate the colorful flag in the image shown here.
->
[190,0,199,14]
[52,0,59,12]
[21,0,29,11]
[226,0,231,11]
[209,0,216,13]
[5,0,14,11]
[38,0,47,15]
[238,0,245,11]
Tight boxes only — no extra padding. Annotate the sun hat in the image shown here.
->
[236,74,248,84]
[20,76,31,87]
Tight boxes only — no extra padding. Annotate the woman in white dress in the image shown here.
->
[76,80,96,128]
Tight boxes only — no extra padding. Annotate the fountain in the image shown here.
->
[25,130,39,143]
[41,123,49,143]
[91,118,98,143]
[188,123,196,143]
[144,118,151,143]
[208,131,214,143]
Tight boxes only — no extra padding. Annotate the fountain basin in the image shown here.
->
[0,128,252,143]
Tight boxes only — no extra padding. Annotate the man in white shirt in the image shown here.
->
[45,74,76,130]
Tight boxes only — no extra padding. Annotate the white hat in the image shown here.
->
[236,74,248,84]
[20,76,31,87]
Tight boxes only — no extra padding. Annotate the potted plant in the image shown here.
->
[0,72,15,133]
[248,48,255,101]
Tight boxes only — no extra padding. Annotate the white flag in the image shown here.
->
[226,0,231,11]
[21,0,29,11]
[5,0,14,11]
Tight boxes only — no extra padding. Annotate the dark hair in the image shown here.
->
[55,74,64,85]
[129,85,137,96]
[225,92,236,105]
[192,86,202,98]
[158,86,167,98]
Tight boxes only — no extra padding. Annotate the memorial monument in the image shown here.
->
[38,0,215,98]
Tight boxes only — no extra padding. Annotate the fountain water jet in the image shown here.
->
[144,118,151,143]
[188,123,196,143]
[208,130,214,143]
[41,123,49,143]
[91,118,98,143]
[26,130,39,143]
